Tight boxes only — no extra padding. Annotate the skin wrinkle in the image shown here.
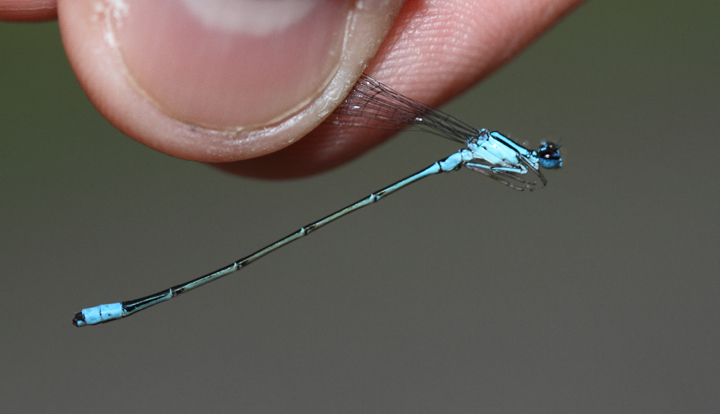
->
[375,1,538,102]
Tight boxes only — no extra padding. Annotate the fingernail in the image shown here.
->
[107,0,354,129]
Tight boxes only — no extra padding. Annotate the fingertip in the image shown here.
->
[57,0,403,162]
[114,0,352,129]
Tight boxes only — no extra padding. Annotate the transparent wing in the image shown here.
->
[465,165,533,191]
[464,155,547,191]
[325,73,479,144]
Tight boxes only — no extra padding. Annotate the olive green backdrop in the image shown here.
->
[1,1,719,412]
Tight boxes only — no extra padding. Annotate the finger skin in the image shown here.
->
[57,0,404,163]
[0,0,56,21]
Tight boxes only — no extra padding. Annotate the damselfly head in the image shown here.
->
[538,142,562,169]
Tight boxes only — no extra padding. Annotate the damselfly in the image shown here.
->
[73,74,562,327]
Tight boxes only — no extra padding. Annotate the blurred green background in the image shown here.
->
[1,1,719,412]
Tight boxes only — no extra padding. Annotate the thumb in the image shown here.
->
[57,0,403,162]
